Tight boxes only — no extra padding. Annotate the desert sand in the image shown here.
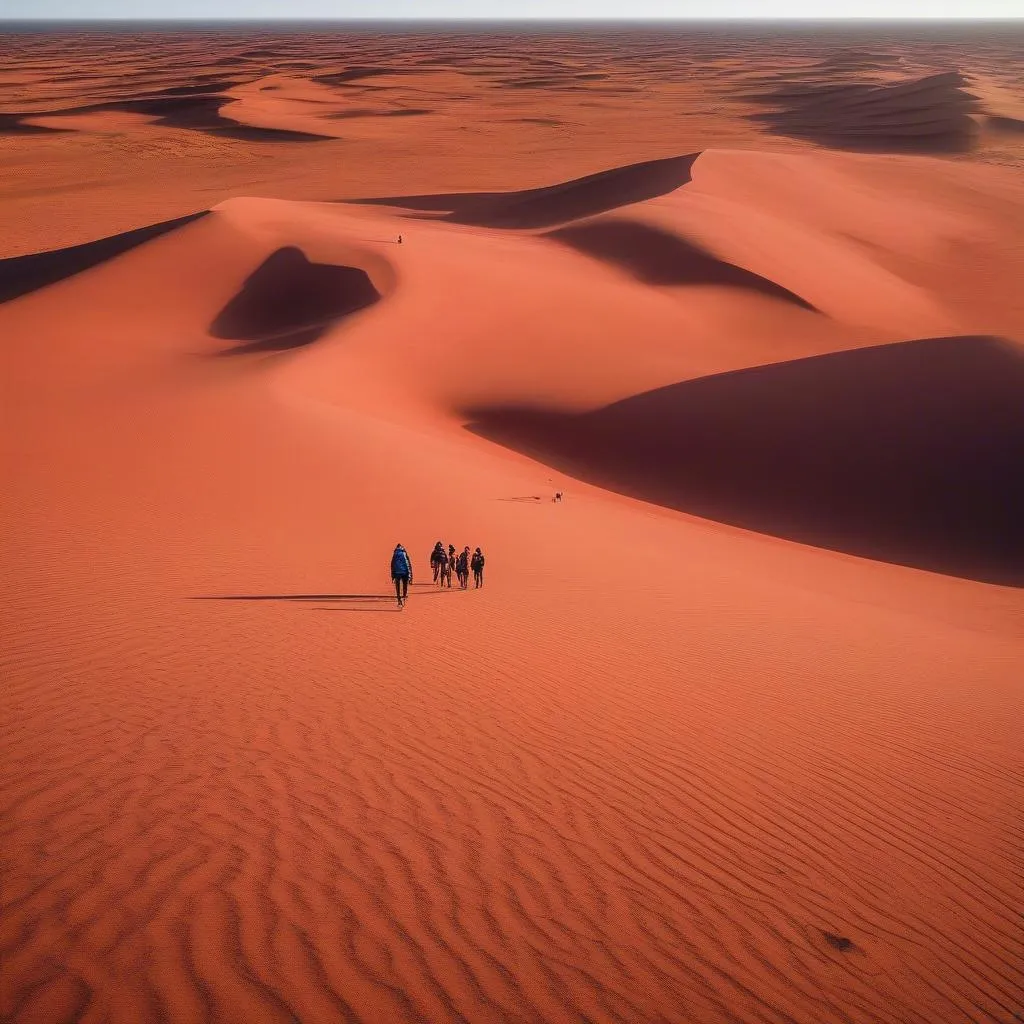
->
[2,22,1023,1024]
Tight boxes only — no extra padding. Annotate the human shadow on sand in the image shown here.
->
[195,591,443,601]
[194,594,393,601]
[464,336,1024,586]
[209,247,380,355]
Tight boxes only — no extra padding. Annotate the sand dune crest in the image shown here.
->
[0,212,209,305]
[349,153,700,229]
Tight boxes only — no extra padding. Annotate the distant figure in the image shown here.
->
[430,541,445,583]
[554,491,563,503]
[471,547,485,588]
[390,543,412,608]
[397,234,403,245]
[443,544,456,588]
[456,546,471,589]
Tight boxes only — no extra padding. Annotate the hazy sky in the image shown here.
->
[5,0,1023,19]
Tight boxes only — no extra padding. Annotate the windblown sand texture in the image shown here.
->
[3,22,1024,1024]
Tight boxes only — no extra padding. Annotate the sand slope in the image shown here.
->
[3,89,1024,1024]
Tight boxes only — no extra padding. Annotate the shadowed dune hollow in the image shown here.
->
[348,153,699,229]
[210,246,381,354]
[749,71,979,152]
[547,217,818,309]
[465,336,1024,586]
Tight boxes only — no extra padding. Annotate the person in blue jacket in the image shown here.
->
[390,543,413,608]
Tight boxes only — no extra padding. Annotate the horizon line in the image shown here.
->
[4,14,1024,21]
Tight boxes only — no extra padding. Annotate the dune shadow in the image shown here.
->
[210,247,380,355]
[465,336,1024,586]
[314,67,398,85]
[0,113,72,135]
[0,212,209,305]
[2,96,336,142]
[748,71,979,154]
[343,153,700,230]
[547,218,817,309]
[986,114,1024,134]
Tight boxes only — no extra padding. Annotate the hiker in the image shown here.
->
[430,541,445,583]
[390,543,412,608]
[442,545,455,588]
[397,234,403,245]
[456,546,470,589]
[554,491,563,503]
[471,547,485,588]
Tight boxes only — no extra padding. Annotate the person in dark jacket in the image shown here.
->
[430,541,444,583]
[390,544,412,608]
[442,544,455,588]
[471,547,485,588]
[456,546,470,589]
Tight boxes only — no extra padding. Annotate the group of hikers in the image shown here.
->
[389,542,485,609]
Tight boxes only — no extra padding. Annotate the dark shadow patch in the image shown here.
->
[516,117,563,126]
[986,114,1024,133]
[464,336,1024,587]
[0,211,209,305]
[822,931,858,952]
[328,107,432,120]
[345,153,700,230]
[210,247,380,355]
[141,80,240,98]
[314,66,397,85]
[206,124,334,143]
[213,325,327,357]
[547,218,817,310]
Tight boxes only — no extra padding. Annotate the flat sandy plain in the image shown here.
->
[2,21,1023,1024]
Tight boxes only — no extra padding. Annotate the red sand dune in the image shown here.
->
[2,24,1024,1024]
[464,335,1024,585]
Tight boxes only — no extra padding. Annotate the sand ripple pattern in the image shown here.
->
[3,559,1023,1024]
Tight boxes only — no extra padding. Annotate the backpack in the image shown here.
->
[391,548,410,576]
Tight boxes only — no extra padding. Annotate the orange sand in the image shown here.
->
[2,25,1023,1024]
